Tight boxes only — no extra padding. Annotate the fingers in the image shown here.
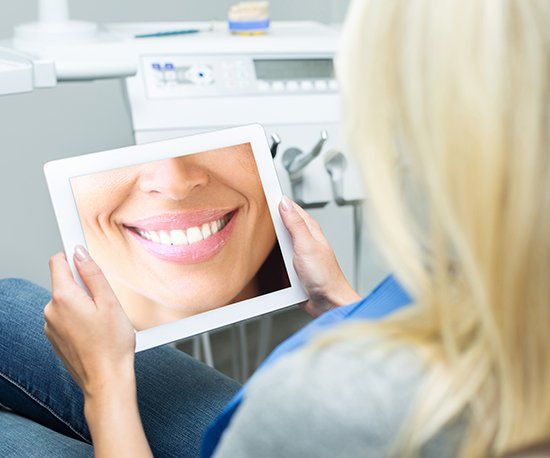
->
[279,196,315,249]
[49,252,82,298]
[73,245,116,304]
[279,196,327,243]
[292,203,326,242]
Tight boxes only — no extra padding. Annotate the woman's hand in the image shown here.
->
[45,247,135,399]
[279,196,361,317]
[45,247,152,458]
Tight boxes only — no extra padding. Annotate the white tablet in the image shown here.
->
[44,124,307,352]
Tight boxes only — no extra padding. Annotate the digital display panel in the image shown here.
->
[70,143,290,331]
[254,58,334,80]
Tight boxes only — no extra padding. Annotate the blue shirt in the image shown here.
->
[201,275,411,457]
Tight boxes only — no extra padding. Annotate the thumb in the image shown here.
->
[73,245,117,304]
[279,196,314,250]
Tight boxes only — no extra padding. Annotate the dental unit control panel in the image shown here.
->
[107,21,366,287]
[142,56,339,99]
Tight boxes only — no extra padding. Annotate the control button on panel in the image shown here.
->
[285,81,299,91]
[235,70,248,81]
[257,81,270,92]
[271,81,285,92]
[314,80,328,91]
[300,80,314,91]
[189,65,214,85]
[153,72,165,83]
[164,71,177,82]
[329,79,339,90]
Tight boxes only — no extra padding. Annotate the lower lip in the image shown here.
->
[126,212,238,264]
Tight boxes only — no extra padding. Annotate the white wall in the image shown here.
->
[0,1,367,290]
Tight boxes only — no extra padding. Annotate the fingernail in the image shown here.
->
[280,195,293,212]
[74,245,90,262]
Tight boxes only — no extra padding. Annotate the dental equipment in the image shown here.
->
[0,47,56,95]
[9,0,137,81]
[269,133,281,158]
[135,28,209,39]
[282,130,329,208]
[324,150,364,291]
[228,1,270,35]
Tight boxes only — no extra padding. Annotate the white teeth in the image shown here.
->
[135,214,231,246]
[139,230,152,241]
[201,223,211,238]
[159,230,171,245]
[170,229,188,245]
[186,226,203,244]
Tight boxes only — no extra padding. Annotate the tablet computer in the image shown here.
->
[44,124,306,352]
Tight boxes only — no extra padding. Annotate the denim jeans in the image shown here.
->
[0,278,241,457]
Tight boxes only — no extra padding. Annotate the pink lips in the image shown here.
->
[125,209,237,264]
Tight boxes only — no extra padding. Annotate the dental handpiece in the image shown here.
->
[270,133,281,158]
[283,130,328,180]
[324,149,347,205]
[324,149,364,292]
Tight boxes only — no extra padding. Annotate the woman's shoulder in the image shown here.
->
[257,334,427,433]
[214,332,458,457]
[254,334,427,424]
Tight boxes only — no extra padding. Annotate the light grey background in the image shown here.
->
[0,1,382,294]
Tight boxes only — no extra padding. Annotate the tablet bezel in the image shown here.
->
[44,124,307,352]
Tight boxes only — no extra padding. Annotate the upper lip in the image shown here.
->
[124,208,236,232]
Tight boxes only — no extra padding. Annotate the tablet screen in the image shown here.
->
[69,142,290,331]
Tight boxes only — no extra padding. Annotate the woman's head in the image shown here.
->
[338,0,549,455]
[72,144,279,326]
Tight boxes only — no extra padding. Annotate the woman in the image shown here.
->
[1,0,548,456]
[71,143,289,329]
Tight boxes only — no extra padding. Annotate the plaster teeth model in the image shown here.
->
[228,1,270,35]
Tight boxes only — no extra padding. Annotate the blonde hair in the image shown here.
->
[334,0,550,455]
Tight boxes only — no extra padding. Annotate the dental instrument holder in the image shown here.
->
[282,130,329,208]
[269,133,281,158]
[324,150,364,292]
[11,0,137,81]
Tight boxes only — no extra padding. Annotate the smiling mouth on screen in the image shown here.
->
[124,209,238,264]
